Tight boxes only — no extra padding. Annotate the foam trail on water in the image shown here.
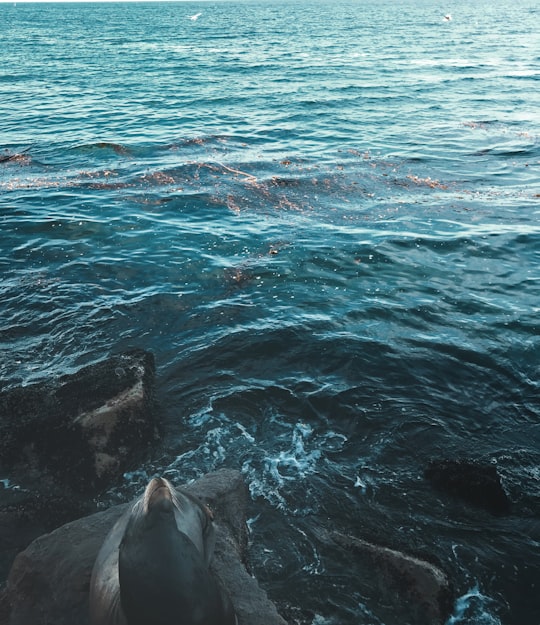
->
[445,585,502,625]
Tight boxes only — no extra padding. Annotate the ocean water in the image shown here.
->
[1,0,539,623]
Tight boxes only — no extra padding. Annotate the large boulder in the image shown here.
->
[0,350,157,586]
[317,529,453,625]
[0,349,157,493]
[0,469,287,625]
[0,487,91,587]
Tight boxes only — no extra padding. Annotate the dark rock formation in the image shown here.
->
[0,469,286,625]
[0,350,157,588]
[0,488,91,586]
[424,458,511,515]
[0,349,157,493]
[329,531,453,625]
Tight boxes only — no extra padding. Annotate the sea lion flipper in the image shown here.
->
[89,510,132,625]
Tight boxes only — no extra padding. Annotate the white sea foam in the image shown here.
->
[354,475,368,492]
[264,422,322,487]
[241,420,340,511]
[446,585,502,625]
[235,422,255,443]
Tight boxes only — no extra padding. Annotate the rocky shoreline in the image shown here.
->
[0,351,290,624]
[1,349,515,625]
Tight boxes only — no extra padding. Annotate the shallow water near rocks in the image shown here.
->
[1,0,539,623]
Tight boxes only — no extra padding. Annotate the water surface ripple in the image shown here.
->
[1,1,539,623]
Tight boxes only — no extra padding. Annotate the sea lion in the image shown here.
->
[89,477,237,625]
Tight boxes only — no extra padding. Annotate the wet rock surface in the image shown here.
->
[0,350,157,590]
[0,469,286,625]
[0,349,157,493]
[0,488,91,585]
[322,530,453,625]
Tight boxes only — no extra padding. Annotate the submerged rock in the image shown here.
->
[424,458,511,515]
[0,349,157,493]
[0,469,286,625]
[330,531,453,625]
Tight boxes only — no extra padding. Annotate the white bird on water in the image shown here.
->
[444,13,452,21]
[189,12,202,21]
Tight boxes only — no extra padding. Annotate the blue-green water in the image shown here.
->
[1,1,539,623]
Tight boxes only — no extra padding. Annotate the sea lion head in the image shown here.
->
[123,476,213,545]
[141,476,176,516]
[117,477,179,541]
